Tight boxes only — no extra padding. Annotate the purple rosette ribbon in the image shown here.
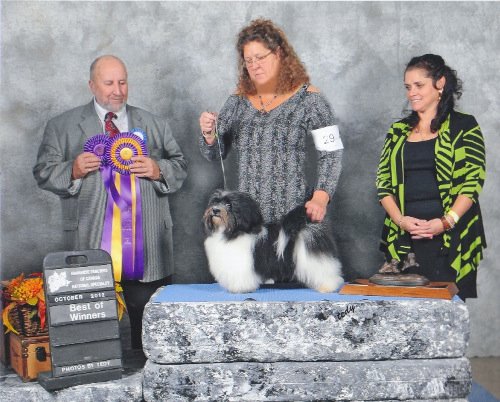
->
[84,135,110,165]
[106,132,148,175]
[83,133,147,281]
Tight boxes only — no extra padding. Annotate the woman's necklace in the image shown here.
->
[414,123,431,141]
[258,94,277,113]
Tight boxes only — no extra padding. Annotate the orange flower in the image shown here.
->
[1,273,46,335]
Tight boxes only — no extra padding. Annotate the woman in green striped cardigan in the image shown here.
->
[376,54,486,300]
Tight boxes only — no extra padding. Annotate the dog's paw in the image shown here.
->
[315,285,336,293]
[226,285,260,294]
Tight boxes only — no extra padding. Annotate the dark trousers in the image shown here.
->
[121,275,172,350]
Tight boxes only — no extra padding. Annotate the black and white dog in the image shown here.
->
[203,190,343,293]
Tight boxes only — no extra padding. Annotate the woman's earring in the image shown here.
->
[438,88,443,101]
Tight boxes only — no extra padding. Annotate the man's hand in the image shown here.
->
[72,152,101,179]
[129,156,161,180]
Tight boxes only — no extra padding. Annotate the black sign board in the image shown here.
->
[38,250,122,391]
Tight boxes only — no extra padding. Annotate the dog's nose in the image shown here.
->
[212,207,220,215]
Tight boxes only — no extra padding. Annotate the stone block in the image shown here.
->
[1,367,143,402]
[142,357,471,401]
[143,285,469,364]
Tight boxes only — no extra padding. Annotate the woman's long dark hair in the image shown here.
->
[404,54,463,133]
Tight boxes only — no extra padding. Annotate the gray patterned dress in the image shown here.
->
[200,84,343,223]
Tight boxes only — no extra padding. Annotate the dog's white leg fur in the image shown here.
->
[293,232,344,293]
[275,230,288,260]
[204,229,262,293]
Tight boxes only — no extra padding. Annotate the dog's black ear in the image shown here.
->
[232,193,263,233]
[208,189,225,205]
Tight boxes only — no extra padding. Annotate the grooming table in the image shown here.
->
[142,284,470,401]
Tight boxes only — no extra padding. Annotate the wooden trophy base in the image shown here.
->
[339,278,459,299]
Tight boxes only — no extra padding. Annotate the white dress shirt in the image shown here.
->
[93,99,129,134]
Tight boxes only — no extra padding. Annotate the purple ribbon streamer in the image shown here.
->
[119,175,135,280]
[102,166,128,211]
[134,177,144,279]
[100,166,144,280]
[100,167,114,258]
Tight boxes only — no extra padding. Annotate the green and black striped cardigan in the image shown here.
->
[376,110,486,294]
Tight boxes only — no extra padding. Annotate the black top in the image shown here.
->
[404,138,443,220]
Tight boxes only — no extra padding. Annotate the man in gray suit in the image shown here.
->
[33,55,188,351]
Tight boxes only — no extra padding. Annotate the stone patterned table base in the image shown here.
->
[143,297,469,364]
[143,357,471,401]
[0,367,143,402]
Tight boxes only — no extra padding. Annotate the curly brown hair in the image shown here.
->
[236,19,310,95]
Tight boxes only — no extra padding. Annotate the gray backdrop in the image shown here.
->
[1,1,498,357]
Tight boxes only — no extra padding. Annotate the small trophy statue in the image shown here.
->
[369,253,430,286]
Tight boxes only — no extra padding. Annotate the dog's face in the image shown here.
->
[203,190,263,239]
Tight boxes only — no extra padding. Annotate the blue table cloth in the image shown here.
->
[153,283,461,303]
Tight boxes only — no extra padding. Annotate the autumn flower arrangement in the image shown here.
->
[2,273,127,336]
[1,273,46,335]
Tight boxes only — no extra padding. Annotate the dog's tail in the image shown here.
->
[275,205,309,261]
[276,206,343,293]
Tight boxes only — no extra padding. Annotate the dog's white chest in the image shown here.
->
[204,230,262,293]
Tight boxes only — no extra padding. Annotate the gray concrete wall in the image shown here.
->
[1,1,498,356]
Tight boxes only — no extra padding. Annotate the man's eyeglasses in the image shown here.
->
[242,51,274,68]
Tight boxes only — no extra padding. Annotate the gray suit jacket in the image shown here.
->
[33,101,188,282]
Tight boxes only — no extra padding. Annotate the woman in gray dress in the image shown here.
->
[199,19,343,223]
